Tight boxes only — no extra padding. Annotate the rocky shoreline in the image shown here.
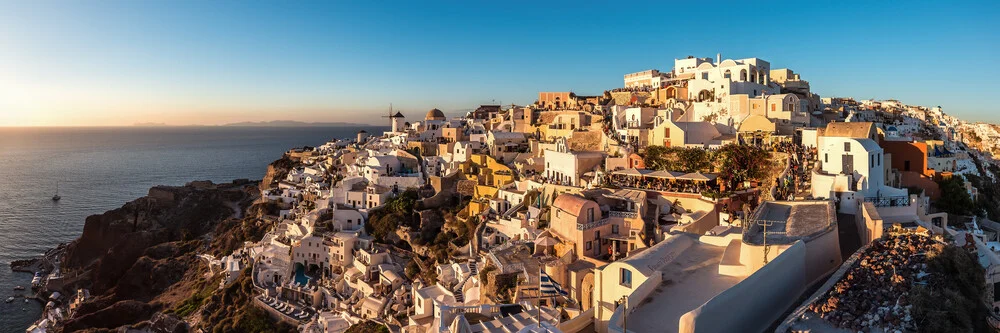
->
[10,244,63,274]
[13,178,274,333]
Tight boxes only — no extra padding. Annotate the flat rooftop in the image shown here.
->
[491,242,540,275]
[744,201,836,245]
[627,240,743,333]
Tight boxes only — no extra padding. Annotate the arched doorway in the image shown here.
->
[697,89,714,102]
[581,272,595,311]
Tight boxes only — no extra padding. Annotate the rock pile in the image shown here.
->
[807,235,936,332]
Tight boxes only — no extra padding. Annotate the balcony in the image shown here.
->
[864,196,910,207]
[608,210,638,219]
[577,218,612,231]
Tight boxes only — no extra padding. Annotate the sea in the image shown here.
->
[0,125,386,332]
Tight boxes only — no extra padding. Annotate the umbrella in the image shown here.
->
[613,168,645,176]
[534,236,559,256]
[534,236,559,246]
[647,170,682,179]
[677,172,717,182]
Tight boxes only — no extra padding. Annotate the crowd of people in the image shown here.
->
[607,174,714,194]
[770,140,816,200]
[610,85,659,93]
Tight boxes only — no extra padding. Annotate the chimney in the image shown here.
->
[716,53,721,64]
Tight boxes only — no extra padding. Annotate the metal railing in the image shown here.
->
[863,196,910,207]
[577,218,612,231]
[609,211,638,219]
[741,218,788,244]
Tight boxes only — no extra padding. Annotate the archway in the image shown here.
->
[697,89,714,102]
[581,272,595,310]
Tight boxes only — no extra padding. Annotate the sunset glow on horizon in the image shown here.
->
[2,1,999,126]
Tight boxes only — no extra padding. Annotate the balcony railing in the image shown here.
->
[608,211,638,219]
[577,218,612,231]
[864,196,910,207]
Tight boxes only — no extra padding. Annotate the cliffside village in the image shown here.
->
[28,54,1000,333]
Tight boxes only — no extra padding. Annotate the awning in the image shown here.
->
[646,170,683,179]
[676,172,718,182]
[612,168,649,176]
[603,234,631,242]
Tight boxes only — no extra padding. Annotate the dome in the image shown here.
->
[425,108,446,121]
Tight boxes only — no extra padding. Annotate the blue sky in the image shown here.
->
[1,0,998,126]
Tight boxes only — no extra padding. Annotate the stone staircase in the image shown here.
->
[452,258,478,304]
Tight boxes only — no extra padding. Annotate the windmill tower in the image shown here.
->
[381,104,405,133]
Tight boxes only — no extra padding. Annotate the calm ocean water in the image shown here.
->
[0,125,385,332]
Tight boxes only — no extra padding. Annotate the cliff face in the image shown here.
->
[260,155,295,189]
[56,181,256,332]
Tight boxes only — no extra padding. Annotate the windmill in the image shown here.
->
[381,104,405,132]
[380,103,397,121]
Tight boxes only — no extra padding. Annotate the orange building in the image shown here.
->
[881,140,930,176]
[538,92,576,110]
[880,139,940,199]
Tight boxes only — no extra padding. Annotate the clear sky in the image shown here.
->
[2,0,998,126]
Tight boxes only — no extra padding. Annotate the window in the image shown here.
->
[588,208,595,222]
[878,154,881,166]
[595,230,601,241]
[871,154,874,167]
[771,104,776,112]
[825,153,829,163]
[586,241,592,251]
[844,142,851,152]
[904,160,911,171]
[612,224,620,234]
[620,268,632,288]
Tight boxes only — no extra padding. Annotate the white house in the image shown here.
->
[811,129,908,214]
[543,138,605,187]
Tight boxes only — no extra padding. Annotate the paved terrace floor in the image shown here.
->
[746,201,833,245]
[627,242,743,333]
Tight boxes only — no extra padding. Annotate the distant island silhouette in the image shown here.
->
[131,120,376,127]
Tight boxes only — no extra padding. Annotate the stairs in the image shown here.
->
[452,259,478,304]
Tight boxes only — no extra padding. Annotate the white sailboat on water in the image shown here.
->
[52,182,61,201]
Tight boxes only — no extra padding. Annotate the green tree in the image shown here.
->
[716,144,771,190]
[935,175,975,216]
[910,243,988,333]
[676,147,711,173]
[642,145,673,170]
[365,189,419,242]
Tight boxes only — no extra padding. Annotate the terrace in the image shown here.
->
[742,201,837,246]
[608,168,720,194]
[257,295,315,322]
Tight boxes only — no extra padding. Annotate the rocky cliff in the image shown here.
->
[51,180,269,332]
